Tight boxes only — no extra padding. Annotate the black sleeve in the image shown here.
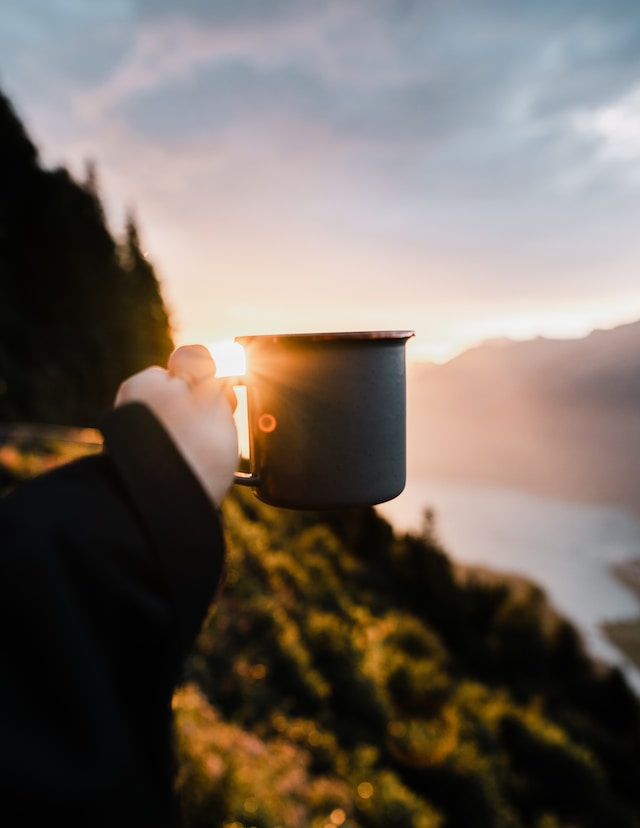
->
[0,403,227,826]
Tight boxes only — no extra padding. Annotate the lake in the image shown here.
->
[376,477,640,693]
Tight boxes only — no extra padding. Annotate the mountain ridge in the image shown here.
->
[407,319,640,514]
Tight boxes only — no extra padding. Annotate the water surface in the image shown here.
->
[377,478,640,692]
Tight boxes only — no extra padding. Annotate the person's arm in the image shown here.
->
[106,343,240,649]
[0,345,239,824]
[101,399,229,655]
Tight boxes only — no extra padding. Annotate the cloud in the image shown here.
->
[50,2,640,289]
[3,0,640,354]
[14,1,640,191]
[84,3,640,189]
[576,84,640,172]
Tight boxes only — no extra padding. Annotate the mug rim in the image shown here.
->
[235,330,415,346]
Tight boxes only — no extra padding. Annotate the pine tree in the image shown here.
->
[116,212,174,375]
[0,88,175,426]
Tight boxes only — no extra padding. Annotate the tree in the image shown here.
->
[0,88,174,426]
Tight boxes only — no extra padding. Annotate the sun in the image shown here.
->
[205,339,247,378]
[204,339,250,457]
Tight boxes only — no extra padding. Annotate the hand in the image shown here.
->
[114,345,239,506]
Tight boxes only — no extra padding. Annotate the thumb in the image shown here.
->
[168,344,217,385]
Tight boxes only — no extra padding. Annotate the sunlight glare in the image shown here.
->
[205,339,246,377]
[205,339,249,458]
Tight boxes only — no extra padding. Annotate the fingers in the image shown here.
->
[168,344,217,386]
[115,346,238,414]
[114,366,166,407]
[169,344,238,413]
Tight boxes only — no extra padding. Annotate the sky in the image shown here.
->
[2,0,640,363]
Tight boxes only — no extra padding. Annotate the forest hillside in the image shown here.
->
[0,89,174,427]
[171,487,640,828]
[2,438,640,828]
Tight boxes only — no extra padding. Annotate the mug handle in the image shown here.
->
[222,375,260,487]
[234,470,259,486]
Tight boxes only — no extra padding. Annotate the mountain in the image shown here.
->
[407,321,640,514]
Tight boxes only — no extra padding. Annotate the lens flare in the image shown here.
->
[205,339,246,377]
[258,413,277,433]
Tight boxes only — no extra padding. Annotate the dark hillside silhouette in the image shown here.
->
[0,89,174,426]
[407,322,640,514]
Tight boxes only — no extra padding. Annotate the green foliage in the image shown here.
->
[175,683,337,828]
[176,487,640,827]
[9,415,640,827]
[0,89,174,426]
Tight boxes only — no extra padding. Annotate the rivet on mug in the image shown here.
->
[258,413,277,433]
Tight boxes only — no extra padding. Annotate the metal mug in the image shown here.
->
[231,330,414,509]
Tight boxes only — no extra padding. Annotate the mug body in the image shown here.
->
[235,331,413,509]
